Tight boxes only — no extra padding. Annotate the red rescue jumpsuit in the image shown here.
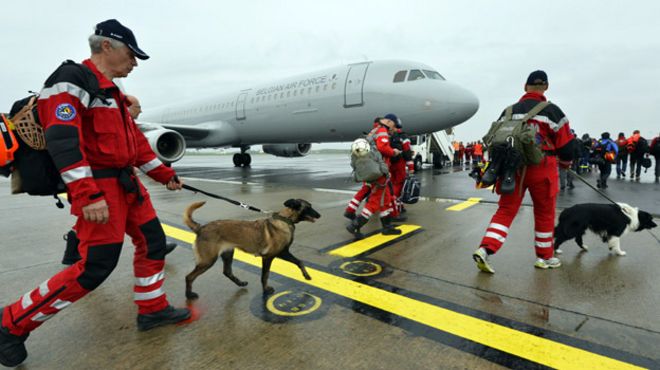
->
[2,59,176,336]
[478,92,573,260]
[360,126,396,219]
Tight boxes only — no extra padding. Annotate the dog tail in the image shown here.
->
[183,201,206,233]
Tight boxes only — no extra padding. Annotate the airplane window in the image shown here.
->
[393,70,406,83]
[423,70,445,80]
[408,69,425,81]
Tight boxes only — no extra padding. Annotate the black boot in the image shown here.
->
[137,305,191,331]
[164,242,177,255]
[346,216,368,239]
[343,211,356,221]
[380,216,402,235]
[0,309,28,367]
[62,230,81,265]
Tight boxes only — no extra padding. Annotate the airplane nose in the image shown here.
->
[450,85,479,122]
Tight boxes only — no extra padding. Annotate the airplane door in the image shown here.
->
[344,62,370,108]
[235,92,248,120]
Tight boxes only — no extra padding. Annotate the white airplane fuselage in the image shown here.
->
[139,60,478,160]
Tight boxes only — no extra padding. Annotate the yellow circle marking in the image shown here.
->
[339,261,383,277]
[266,290,322,317]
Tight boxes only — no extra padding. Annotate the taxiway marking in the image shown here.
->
[446,197,481,211]
[327,225,422,257]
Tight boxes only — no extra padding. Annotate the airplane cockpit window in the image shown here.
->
[393,70,407,83]
[408,69,425,81]
[423,70,445,80]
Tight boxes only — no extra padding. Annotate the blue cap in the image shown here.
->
[384,113,402,128]
[526,70,548,85]
[94,19,149,60]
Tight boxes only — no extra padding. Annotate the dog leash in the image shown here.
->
[181,183,270,214]
[568,169,660,245]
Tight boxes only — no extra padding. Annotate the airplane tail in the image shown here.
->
[183,201,206,233]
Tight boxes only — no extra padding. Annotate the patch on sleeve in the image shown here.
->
[55,103,77,121]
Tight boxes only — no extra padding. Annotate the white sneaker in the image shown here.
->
[472,247,495,273]
[534,257,561,269]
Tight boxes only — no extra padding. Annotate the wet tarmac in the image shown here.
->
[1,153,659,369]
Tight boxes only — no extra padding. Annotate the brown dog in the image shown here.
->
[183,199,320,299]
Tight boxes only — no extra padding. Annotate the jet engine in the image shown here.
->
[143,129,186,163]
[262,143,311,157]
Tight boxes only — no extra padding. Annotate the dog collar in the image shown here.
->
[272,213,296,228]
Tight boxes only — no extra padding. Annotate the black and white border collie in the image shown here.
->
[554,203,657,256]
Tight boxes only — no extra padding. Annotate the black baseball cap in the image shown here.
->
[94,19,149,60]
[526,70,548,85]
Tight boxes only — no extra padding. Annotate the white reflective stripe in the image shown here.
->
[347,203,358,210]
[135,271,165,287]
[134,287,165,301]
[61,166,92,184]
[50,299,72,310]
[488,223,509,234]
[31,312,55,322]
[90,97,118,109]
[21,292,33,310]
[39,280,50,296]
[380,209,392,217]
[39,82,90,108]
[535,241,553,248]
[361,208,373,216]
[510,113,565,131]
[373,132,389,138]
[484,231,506,243]
[535,231,553,238]
[139,158,162,173]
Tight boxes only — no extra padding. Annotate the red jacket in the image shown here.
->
[38,59,174,212]
[370,125,395,167]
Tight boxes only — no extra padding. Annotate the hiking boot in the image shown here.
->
[346,216,368,239]
[391,214,407,223]
[534,257,561,269]
[137,306,191,332]
[343,211,356,221]
[568,183,575,189]
[164,242,177,255]
[380,216,402,235]
[596,180,601,188]
[62,230,81,265]
[0,310,28,367]
[472,247,495,273]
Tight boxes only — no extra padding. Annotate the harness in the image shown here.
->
[92,167,144,203]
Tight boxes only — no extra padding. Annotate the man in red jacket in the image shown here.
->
[0,20,190,367]
[472,70,576,273]
[346,117,402,238]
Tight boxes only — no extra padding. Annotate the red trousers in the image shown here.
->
[2,178,170,336]
[479,157,559,260]
[360,176,394,219]
[390,159,406,199]
[345,183,371,215]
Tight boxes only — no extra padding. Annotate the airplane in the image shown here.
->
[138,59,479,167]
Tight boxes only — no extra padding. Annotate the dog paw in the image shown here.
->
[263,286,275,295]
[616,250,627,256]
[186,292,199,300]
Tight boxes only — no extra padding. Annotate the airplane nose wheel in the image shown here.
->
[233,153,252,167]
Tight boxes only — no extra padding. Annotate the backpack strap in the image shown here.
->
[504,105,514,120]
[520,101,550,123]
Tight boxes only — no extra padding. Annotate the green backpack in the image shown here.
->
[483,101,551,166]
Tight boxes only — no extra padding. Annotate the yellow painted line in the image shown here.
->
[446,197,481,211]
[327,224,421,257]
[163,223,643,370]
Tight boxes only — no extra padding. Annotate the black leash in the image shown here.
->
[181,184,269,214]
[568,168,660,245]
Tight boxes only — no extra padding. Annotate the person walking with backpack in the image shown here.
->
[627,130,648,181]
[651,132,660,183]
[472,70,575,273]
[592,132,618,189]
[0,20,190,367]
[615,132,628,179]
[346,117,402,238]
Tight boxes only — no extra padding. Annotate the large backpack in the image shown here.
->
[1,60,100,198]
[350,130,389,183]
[635,137,649,156]
[483,101,551,167]
[400,175,421,204]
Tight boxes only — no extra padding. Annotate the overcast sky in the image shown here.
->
[2,0,659,145]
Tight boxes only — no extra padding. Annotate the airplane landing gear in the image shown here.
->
[233,147,251,167]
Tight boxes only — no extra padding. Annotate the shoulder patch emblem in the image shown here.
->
[55,103,76,121]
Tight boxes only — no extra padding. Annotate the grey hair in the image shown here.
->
[88,35,124,54]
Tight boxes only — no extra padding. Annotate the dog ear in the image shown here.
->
[284,199,302,210]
